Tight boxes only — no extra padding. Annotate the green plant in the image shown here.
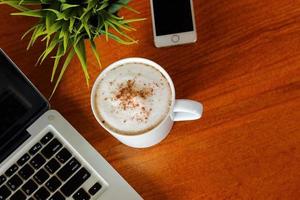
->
[0,0,144,97]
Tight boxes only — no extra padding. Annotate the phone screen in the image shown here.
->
[152,0,194,36]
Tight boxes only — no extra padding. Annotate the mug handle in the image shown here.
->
[172,99,203,122]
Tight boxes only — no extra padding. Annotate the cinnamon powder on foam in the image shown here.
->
[113,80,154,122]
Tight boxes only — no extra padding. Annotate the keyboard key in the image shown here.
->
[29,143,42,155]
[17,153,30,166]
[41,139,63,159]
[18,164,34,180]
[6,174,23,191]
[56,148,72,164]
[40,132,54,145]
[10,190,26,200]
[0,175,6,186]
[45,158,61,174]
[34,186,50,200]
[5,164,18,177]
[30,154,46,170]
[73,188,90,200]
[57,158,81,181]
[0,185,11,199]
[21,179,38,195]
[88,182,102,195]
[49,191,65,200]
[60,168,91,197]
[33,169,49,184]
[46,176,62,192]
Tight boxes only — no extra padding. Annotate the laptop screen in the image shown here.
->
[0,50,48,163]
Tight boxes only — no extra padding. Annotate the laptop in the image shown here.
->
[0,49,142,200]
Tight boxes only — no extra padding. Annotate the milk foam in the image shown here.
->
[94,63,172,135]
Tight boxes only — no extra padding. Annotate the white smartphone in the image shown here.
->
[150,0,197,48]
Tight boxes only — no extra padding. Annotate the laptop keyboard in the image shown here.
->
[0,132,103,200]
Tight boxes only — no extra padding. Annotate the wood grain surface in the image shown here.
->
[1,0,300,199]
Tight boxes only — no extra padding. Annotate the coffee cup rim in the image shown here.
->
[90,57,176,136]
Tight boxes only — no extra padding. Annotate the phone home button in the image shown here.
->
[171,35,180,43]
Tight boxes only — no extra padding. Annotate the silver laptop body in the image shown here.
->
[0,49,142,200]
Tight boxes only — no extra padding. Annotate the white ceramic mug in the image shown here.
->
[91,58,203,148]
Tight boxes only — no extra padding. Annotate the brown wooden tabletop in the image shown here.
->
[1,0,300,199]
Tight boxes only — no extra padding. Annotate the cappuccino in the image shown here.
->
[93,62,172,135]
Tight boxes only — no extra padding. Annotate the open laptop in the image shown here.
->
[0,49,142,200]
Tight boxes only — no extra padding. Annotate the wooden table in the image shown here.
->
[1,0,300,199]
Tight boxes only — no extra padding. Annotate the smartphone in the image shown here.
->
[150,0,197,48]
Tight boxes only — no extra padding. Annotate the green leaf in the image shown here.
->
[87,0,98,10]
[0,1,29,11]
[45,12,55,32]
[27,24,44,50]
[104,22,108,41]
[63,31,69,53]
[107,13,124,21]
[44,8,67,20]
[57,27,67,56]
[90,40,101,68]
[69,17,75,33]
[121,18,146,24]
[61,3,79,11]
[32,24,46,41]
[79,7,91,20]
[74,39,90,86]
[106,20,137,43]
[59,24,66,39]
[75,23,84,37]
[107,17,133,31]
[50,48,75,99]
[106,12,140,31]
[26,26,38,50]
[43,8,60,15]
[96,1,109,11]
[36,33,60,65]
[0,0,40,5]
[21,25,36,40]
[41,22,62,46]
[73,34,84,46]
[48,22,62,35]
[99,29,136,45]
[51,44,64,82]
[11,9,44,17]
[120,23,136,31]
[83,23,91,39]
